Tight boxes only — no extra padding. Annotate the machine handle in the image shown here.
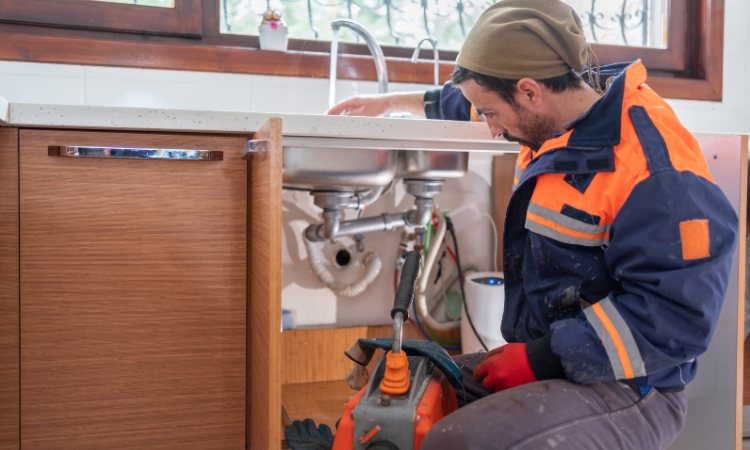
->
[391,251,421,321]
[49,146,223,161]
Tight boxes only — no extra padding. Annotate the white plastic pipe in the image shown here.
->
[416,212,461,330]
[304,234,382,297]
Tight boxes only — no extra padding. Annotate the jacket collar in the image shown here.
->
[531,60,647,159]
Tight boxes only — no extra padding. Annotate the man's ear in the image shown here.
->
[516,78,543,108]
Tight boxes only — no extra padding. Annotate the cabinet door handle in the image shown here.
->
[48,146,223,161]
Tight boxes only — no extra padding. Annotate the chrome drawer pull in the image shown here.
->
[48,146,223,161]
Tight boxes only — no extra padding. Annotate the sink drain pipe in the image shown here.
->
[305,211,408,242]
[302,179,444,297]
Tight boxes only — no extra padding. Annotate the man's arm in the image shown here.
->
[326,83,477,121]
[543,168,738,387]
[326,92,425,117]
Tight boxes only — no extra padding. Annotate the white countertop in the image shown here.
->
[0,97,519,152]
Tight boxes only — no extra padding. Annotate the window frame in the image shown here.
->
[589,0,688,71]
[0,0,724,101]
[0,0,202,38]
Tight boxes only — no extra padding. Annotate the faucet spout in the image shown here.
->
[329,19,389,108]
[411,37,439,87]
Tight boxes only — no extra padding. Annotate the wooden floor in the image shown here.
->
[281,380,356,448]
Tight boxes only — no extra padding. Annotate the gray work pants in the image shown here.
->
[421,353,688,450]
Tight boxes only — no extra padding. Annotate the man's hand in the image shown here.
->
[473,343,538,392]
[326,92,426,117]
[326,94,393,116]
[284,419,334,450]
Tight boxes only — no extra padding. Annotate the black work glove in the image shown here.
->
[284,418,334,450]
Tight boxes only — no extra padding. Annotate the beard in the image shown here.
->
[501,106,558,151]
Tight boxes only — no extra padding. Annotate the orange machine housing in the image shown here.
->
[413,376,458,449]
[333,372,458,450]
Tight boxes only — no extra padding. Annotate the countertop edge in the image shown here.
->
[2,102,520,151]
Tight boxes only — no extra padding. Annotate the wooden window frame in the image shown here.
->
[0,0,202,38]
[0,0,723,101]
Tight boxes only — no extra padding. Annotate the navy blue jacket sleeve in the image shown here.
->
[424,82,474,121]
[549,169,738,387]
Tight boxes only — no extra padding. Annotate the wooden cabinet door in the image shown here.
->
[0,128,19,450]
[19,130,248,449]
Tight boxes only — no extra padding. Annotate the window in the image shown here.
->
[220,0,486,51]
[568,0,668,48]
[0,0,724,101]
[220,0,669,51]
[0,0,200,37]
[90,0,175,7]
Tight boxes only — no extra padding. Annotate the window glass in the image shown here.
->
[567,0,667,49]
[221,0,667,51]
[89,0,175,7]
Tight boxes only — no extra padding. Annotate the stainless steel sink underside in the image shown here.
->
[277,136,506,242]
[280,136,496,191]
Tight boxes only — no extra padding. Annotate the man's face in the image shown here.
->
[458,79,557,151]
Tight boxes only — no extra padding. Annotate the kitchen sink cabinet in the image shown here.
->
[0,122,283,450]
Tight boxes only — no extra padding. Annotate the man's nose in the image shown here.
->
[487,121,507,139]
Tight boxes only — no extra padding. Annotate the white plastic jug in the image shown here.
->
[461,271,507,354]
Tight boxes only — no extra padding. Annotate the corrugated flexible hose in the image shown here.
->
[304,234,382,297]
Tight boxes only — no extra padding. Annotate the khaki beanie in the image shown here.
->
[456,0,589,80]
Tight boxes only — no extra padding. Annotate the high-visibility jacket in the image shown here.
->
[425,61,738,390]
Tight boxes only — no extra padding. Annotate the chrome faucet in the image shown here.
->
[411,37,440,86]
[329,19,388,109]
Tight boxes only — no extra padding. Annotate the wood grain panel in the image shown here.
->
[282,326,363,386]
[19,130,248,449]
[0,0,202,37]
[248,118,284,450]
[492,154,518,272]
[281,323,459,385]
[0,128,19,450]
[0,32,455,86]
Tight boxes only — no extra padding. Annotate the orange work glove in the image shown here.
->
[473,343,538,392]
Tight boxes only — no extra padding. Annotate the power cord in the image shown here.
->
[445,216,488,351]
[481,212,499,272]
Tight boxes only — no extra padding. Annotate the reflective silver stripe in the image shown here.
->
[584,305,626,379]
[525,203,610,247]
[584,297,647,380]
[511,164,523,191]
[598,297,646,377]
[525,218,607,246]
[528,203,609,236]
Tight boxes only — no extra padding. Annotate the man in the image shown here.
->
[322,0,738,448]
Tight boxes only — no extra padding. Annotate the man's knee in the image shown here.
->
[421,402,501,450]
[421,380,687,450]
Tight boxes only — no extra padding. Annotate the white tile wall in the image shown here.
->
[85,66,254,111]
[0,61,85,105]
[0,61,432,114]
